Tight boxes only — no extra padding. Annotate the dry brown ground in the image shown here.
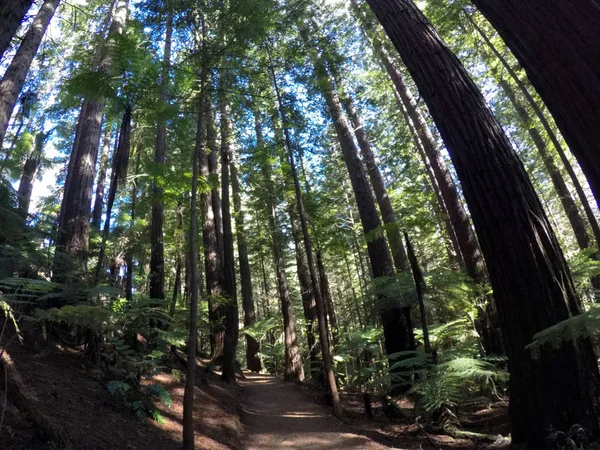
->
[0,339,242,450]
[1,338,509,450]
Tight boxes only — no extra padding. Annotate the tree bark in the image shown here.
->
[464,10,600,249]
[351,0,486,281]
[366,0,600,446]
[470,0,600,211]
[149,11,173,301]
[91,124,112,231]
[182,67,207,450]
[95,108,132,282]
[288,202,320,377]
[17,131,46,216]
[0,0,33,60]
[231,158,261,372]
[268,51,340,410]
[404,232,432,355]
[497,77,591,250]
[255,112,304,382]
[200,97,224,357]
[207,104,224,272]
[306,32,413,361]
[316,250,337,336]
[219,91,239,384]
[55,0,128,274]
[0,0,60,148]
[332,70,411,274]
[125,140,140,302]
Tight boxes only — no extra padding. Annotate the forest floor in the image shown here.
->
[0,337,242,450]
[240,373,509,450]
[1,337,509,450]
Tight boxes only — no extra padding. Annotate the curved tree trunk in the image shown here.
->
[0,0,33,60]
[497,77,590,250]
[465,11,600,249]
[366,0,600,446]
[470,0,600,210]
[0,0,60,148]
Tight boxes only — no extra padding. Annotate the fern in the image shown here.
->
[526,304,600,358]
[107,380,130,396]
[409,357,508,412]
[145,384,172,408]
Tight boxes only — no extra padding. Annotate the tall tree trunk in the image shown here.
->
[95,108,132,282]
[55,0,128,274]
[17,131,46,216]
[353,1,503,354]
[329,67,418,344]
[288,203,320,378]
[351,0,485,280]
[316,250,337,336]
[404,232,432,355]
[56,1,114,244]
[219,91,239,384]
[366,0,600,446]
[305,32,413,362]
[207,105,224,271]
[0,0,60,148]
[91,124,112,231]
[125,142,140,302]
[470,0,600,211]
[169,200,184,317]
[231,158,261,372]
[149,11,173,301]
[0,0,33,60]
[496,77,591,250]
[464,10,600,249]
[331,67,410,274]
[255,113,304,382]
[275,118,321,380]
[203,96,225,357]
[182,67,207,450]
[395,86,463,268]
[268,54,339,411]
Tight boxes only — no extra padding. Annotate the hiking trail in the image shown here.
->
[240,373,390,450]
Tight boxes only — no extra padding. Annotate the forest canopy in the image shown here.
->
[2,0,600,449]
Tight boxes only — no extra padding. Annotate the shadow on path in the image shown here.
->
[240,373,391,450]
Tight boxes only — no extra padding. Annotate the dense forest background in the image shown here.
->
[2,0,600,449]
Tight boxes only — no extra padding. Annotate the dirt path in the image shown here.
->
[240,373,391,450]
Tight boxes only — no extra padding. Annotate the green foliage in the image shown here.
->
[35,304,113,334]
[527,305,600,358]
[107,379,172,423]
[410,356,507,413]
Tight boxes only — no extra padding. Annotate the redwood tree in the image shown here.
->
[149,10,173,301]
[365,0,600,446]
[0,0,33,60]
[304,27,414,362]
[231,157,261,372]
[55,0,128,272]
[0,0,60,148]
[470,0,600,209]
